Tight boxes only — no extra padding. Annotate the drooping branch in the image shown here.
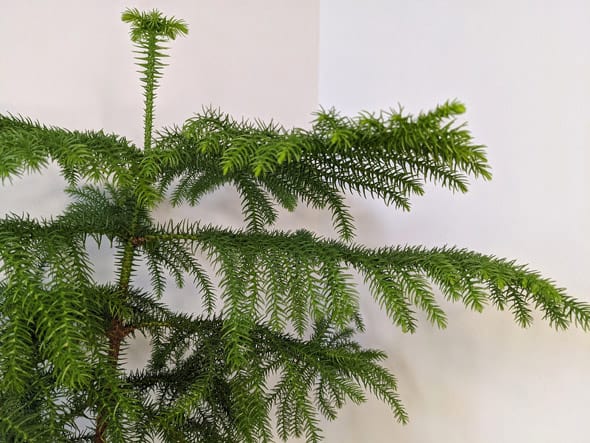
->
[141,224,590,336]
[0,114,140,185]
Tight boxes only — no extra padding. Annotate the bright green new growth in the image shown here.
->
[0,8,588,443]
[121,9,188,150]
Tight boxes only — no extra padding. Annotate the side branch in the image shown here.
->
[142,225,590,334]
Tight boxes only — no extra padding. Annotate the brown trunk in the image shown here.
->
[93,317,129,443]
[94,235,138,442]
[94,418,107,443]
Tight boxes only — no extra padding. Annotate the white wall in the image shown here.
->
[318,1,590,442]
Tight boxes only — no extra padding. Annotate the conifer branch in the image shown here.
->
[142,225,590,338]
[154,103,488,238]
[0,114,140,185]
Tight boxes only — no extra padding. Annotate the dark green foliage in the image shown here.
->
[1,8,588,443]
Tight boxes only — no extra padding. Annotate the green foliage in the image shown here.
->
[0,8,588,443]
[122,8,188,151]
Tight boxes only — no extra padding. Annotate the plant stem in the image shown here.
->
[94,222,139,441]
[94,417,107,443]
[143,34,157,151]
